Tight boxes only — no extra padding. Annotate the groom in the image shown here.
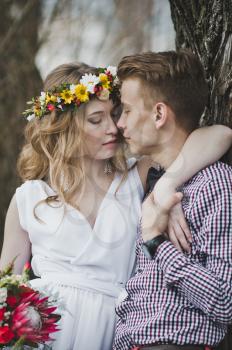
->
[113,50,232,350]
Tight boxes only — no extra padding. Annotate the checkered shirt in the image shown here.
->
[113,161,232,350]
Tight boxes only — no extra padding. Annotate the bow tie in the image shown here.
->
[144,166,165,199]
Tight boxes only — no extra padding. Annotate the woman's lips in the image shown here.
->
[102,139,117,146]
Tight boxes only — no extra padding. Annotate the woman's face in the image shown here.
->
[82,99,119,160]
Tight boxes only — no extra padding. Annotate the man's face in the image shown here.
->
[117,78,157,155]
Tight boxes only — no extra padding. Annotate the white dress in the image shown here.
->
[15,159,144,350]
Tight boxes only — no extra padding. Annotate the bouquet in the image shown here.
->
[0,260,61,349]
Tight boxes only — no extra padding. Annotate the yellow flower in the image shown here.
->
[46,93,57,104]
[75,84,89,102]
[33,101,41,116]
[60,90,74,104]
[99,73,110,89]
[33,106,40,116]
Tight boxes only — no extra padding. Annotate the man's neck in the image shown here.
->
[150,129,189,170]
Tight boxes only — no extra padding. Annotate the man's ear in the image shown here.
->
[152,102,168,129]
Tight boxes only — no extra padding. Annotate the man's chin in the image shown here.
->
[128,142,142,156]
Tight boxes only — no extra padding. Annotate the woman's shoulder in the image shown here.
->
[16,179,56,197]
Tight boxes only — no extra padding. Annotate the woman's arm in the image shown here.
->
[154,125,232,198]
[0,194,31,274]
[137,125,232,190]
[153,125,232,251]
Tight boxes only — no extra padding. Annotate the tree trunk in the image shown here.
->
[0,0,43,248]
[169,1,232,348]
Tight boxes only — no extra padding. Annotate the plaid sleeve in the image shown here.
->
[156,173,232,325]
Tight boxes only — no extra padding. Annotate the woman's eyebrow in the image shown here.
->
[87,111,105,117]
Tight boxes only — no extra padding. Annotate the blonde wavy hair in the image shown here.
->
[17,63,128,214]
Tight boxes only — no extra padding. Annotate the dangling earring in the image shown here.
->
[104,159,113,175]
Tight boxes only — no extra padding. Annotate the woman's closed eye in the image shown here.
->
[88,118,102,125]
[87,111,105,125]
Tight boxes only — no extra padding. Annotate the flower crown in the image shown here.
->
[23,66,118,121]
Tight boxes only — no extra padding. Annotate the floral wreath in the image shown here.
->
[23,66,118,121]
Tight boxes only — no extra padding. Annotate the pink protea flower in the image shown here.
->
[0,325,14,344]
[0,307,6,321]
[11,287,60,344]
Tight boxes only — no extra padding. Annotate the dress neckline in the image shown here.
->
[36,172,120,231]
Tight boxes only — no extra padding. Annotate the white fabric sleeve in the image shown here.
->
[15,182,29,232]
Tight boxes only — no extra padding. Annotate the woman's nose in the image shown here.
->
[116,113,125,132]
[106,117,118,135]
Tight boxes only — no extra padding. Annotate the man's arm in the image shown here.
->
[155,173,232,325]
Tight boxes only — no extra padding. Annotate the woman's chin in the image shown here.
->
[94,149,117,160]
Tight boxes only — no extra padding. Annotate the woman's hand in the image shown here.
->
[142,192,183,242]
[168,202,192,252]
[151,180,191,252]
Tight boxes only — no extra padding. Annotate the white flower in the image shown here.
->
[0,288,7,303]
[80,73,100,93]
[4,311,11,319]
[57,97,61,103]
[98,88,110,101]
[39,91,46,105]
[106,66,117,76]
[69,84,76,94]
[27,114,35,122]
[113,76,120,86]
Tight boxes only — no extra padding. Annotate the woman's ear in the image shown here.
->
[152,102,168,129]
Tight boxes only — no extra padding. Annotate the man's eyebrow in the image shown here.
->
[121,102,131,108]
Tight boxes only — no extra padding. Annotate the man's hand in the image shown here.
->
[142,192,183,242]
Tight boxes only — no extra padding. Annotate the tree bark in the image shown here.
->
[169,0,232,127]
[0,0,43,247]
[169,1,232,348]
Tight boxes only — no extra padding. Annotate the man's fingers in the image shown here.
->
[173,224,190,252]
[168,225,182,252]
[180,219,192,242]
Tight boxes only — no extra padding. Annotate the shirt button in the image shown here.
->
[121,316,126,323]
[137,268,143,273]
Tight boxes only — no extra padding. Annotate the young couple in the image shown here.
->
[0,51,231,350]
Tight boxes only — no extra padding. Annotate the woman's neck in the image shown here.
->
[83,157,106,177]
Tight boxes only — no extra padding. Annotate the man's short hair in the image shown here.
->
[117,50,208,132]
